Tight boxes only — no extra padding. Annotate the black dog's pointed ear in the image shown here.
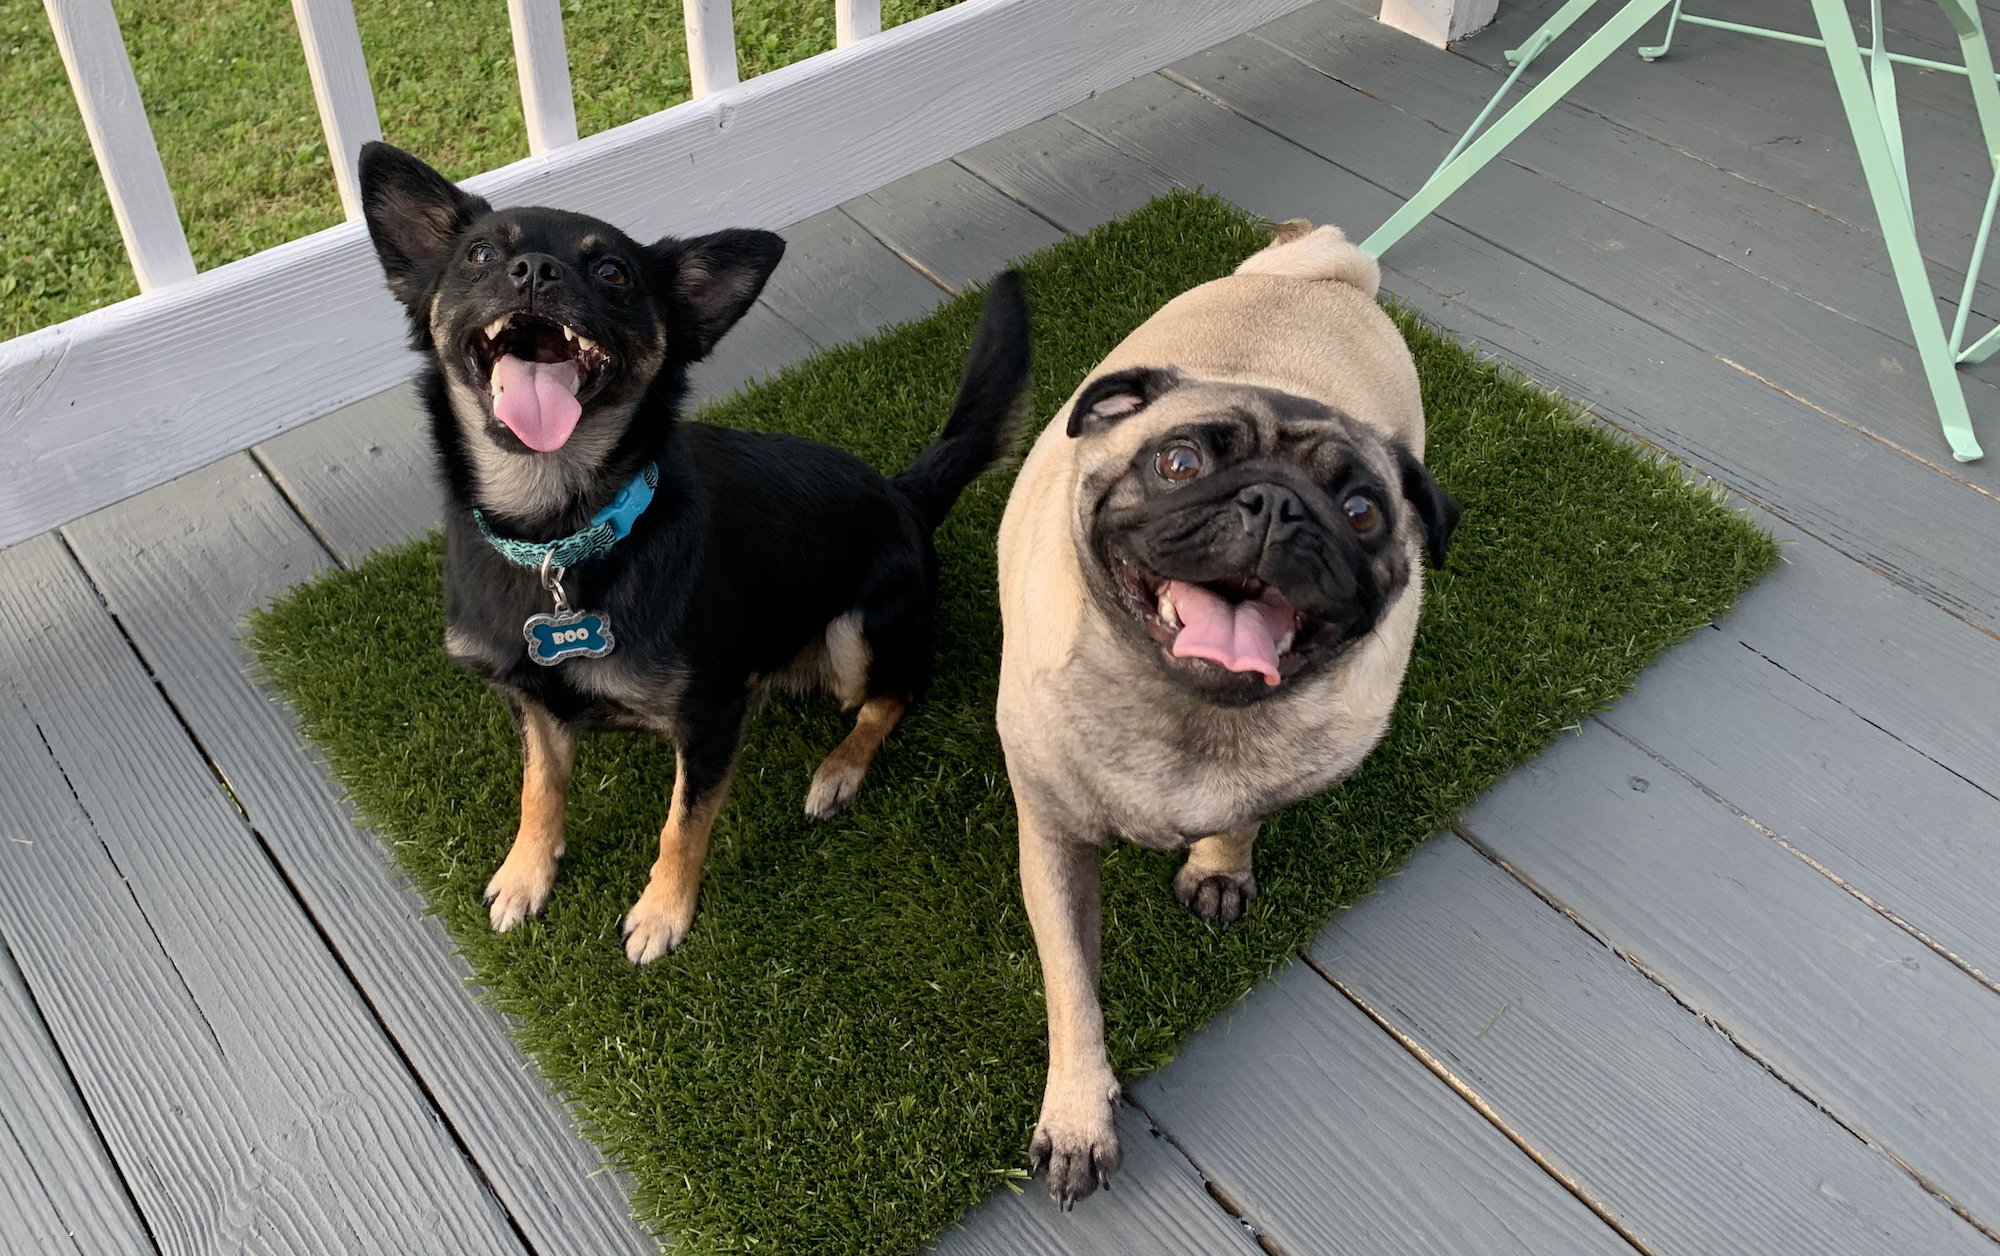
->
[1395,442,1461,567]
[358,142,491,306]
[650,229,786,360]
[1066,366,1183,437]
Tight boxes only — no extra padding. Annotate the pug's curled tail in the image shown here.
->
[892,269,1032,532]
[1237,219,1380,299]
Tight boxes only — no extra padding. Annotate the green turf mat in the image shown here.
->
[246,191,1778,1253]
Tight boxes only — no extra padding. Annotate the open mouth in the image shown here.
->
[465,312,615,452]
[1111,553,1329,688]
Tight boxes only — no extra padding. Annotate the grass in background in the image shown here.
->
[246,192,1779,1253]
[0,0,957,340]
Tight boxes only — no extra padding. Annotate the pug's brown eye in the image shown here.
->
[594,259,628,285]
[468,242,498,264]
[1343,492,1380,532]
[1155,442,1204,483]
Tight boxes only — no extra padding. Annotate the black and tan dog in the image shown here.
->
[995,221,1458,1203]
[358,142,1029,963]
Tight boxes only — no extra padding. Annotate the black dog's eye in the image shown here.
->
[1343,492,1381,532]
[468,242,498,264]
[1155,442,1204,483]
[594,259,628,286]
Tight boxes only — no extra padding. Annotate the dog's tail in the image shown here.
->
[1235,219,1380,298]
[891,270,1031,532]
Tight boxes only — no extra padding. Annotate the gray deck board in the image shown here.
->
[956,115,1182,236]
[1129,962,1633,1256]
[57,457,655,1256]
[1200,8,2000,494]
[1597,521,2000,983]
[1313,836,1992,1256]
[0,940,152,1256]
[0,533,522,1256]
[931,1105,1261,1256]
[841,159,1068,292]
[1460,720,2000,1233]
[253,382,439,567]
[1059,70,2000,629]
[762,207,949,345]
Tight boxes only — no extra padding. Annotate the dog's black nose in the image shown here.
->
[1236,484,1308,546]
[509,253,565,294]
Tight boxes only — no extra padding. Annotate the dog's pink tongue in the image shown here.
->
[491,354,582,452]
[1167,580,1292,686]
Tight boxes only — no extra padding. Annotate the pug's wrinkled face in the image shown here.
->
[1073,368,1458,704]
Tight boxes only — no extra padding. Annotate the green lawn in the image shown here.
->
[247,191,1779,1254]
[0,0,956,340]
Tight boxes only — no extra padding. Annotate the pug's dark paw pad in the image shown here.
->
[1173,866,1257,927]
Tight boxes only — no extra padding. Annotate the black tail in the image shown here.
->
[891,270,1031,531]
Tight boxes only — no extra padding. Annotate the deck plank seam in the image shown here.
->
[0,936,160,1256]
[1450,810,2000,1246]
[834,205,962,295]
[1294,949,1657,1256]
[1149,63,2000,510]
[246,445,359,571]
[11,675,226,1059]
[1118,1094,1287,1255]
[43,522,548,1250]
[1593,712,2000,1001]
[945,155,1077,238]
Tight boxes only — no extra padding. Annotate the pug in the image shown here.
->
[994,220,1458,1205]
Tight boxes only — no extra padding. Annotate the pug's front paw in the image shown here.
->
[1029,1073,1122,1208]
[1173,863,1257,927]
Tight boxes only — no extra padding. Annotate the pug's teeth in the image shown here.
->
[1276,629,1296,654]
[1157,590,1180,628]
[484,316,510,340]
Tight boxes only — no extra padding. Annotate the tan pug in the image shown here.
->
[995,221,1458,1206]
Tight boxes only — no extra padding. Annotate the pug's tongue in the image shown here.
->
[491,354,582,452]
[1166,580,1293,686]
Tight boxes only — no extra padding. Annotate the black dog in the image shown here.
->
[358,142,1030,963]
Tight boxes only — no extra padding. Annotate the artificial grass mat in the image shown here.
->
[246,191,1778,1253]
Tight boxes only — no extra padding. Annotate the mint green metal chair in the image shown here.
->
[1361,0,2000,463]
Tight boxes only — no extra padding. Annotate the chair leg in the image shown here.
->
[1362,0,1677,258]
[1811,0,1984,461]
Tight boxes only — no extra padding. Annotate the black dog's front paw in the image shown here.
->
[1174,866,1257,927]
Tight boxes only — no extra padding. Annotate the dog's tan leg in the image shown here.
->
[1173,824,1260,926]
[620,748,736,965]
[1017,791,1121,1207]
[484,700,576,932]
[804,695,904,820]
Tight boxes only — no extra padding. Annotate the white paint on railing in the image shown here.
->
[41,0,196,293]
[2,0,1321,547]
[508,0,580,154]
[837,0,882,47]
[683,0,740,96]
[290,0,383,220]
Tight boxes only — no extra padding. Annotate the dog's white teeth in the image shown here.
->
[566,373,581,397]
[484,316,510,340]
[562,325,576,342]
[1157,590,1180,628]
[1276,628,1296,655]
[576,334,598,353]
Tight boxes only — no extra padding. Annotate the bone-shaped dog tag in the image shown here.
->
[524,609,615,665]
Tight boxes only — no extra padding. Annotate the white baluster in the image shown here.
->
[290,0,382,220]
[836,0,881,47]
[508,0,579,154]
[41,0,196,292]
[683,0,739,97]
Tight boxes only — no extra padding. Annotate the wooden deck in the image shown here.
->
[7,0,2000,1251]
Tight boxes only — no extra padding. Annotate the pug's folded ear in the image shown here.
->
[1395,443,1461,567]
[359,142,492,306]
[1066,366,1182,437]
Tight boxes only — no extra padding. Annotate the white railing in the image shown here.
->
[1,0,1317,548]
